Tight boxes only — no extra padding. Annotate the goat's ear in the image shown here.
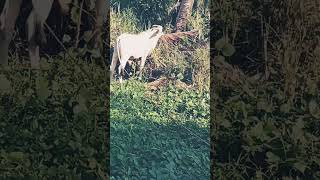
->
[149,29,160,39]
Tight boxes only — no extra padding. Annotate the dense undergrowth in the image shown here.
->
[212,0,320,179]
[0,58,109,178]
[110,0,210,179]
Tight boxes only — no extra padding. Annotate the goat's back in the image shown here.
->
[117,33,155,59]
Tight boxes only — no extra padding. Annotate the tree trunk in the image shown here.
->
[175,0,194,32]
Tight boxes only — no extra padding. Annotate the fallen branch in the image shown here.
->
[159,30,198,44]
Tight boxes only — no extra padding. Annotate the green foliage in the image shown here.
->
[110,0,177,25]
[213,0,320,179]
[0,58,109,179]
[110,80,209,179]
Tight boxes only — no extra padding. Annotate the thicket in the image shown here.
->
[213,0,320,179]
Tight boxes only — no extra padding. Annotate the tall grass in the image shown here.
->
[110,8,141,45]
[110,6,210,90]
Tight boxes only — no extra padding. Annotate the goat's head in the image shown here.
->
[149,25,163,39]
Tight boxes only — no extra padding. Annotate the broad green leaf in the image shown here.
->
[7,151,24,162]
[215,55,225,62]
[215,37,227,50]
[293,162,307,173]
[71,7,79,23]
[88,158,97,169]
[83,31,93,42]
[249,122,264,138]
[222,43,236,57]
[280,103,291,113]
[266,152,280,163]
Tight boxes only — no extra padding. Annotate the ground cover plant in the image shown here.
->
[110,80,209,179]
[110,0,210,179]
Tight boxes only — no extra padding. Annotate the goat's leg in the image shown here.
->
[26,11,40,69]
[0,0,23,67]
[118,58,129,83]
[118,65,123,84]
[110,49,118,80]
[27,0,53,69]
[138,56,147,80]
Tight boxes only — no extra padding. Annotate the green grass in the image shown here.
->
[110,80,210,179]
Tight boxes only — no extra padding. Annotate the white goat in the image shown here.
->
[110,25,163,83]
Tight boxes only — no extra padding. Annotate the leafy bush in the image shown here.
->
[0,58,109,179]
